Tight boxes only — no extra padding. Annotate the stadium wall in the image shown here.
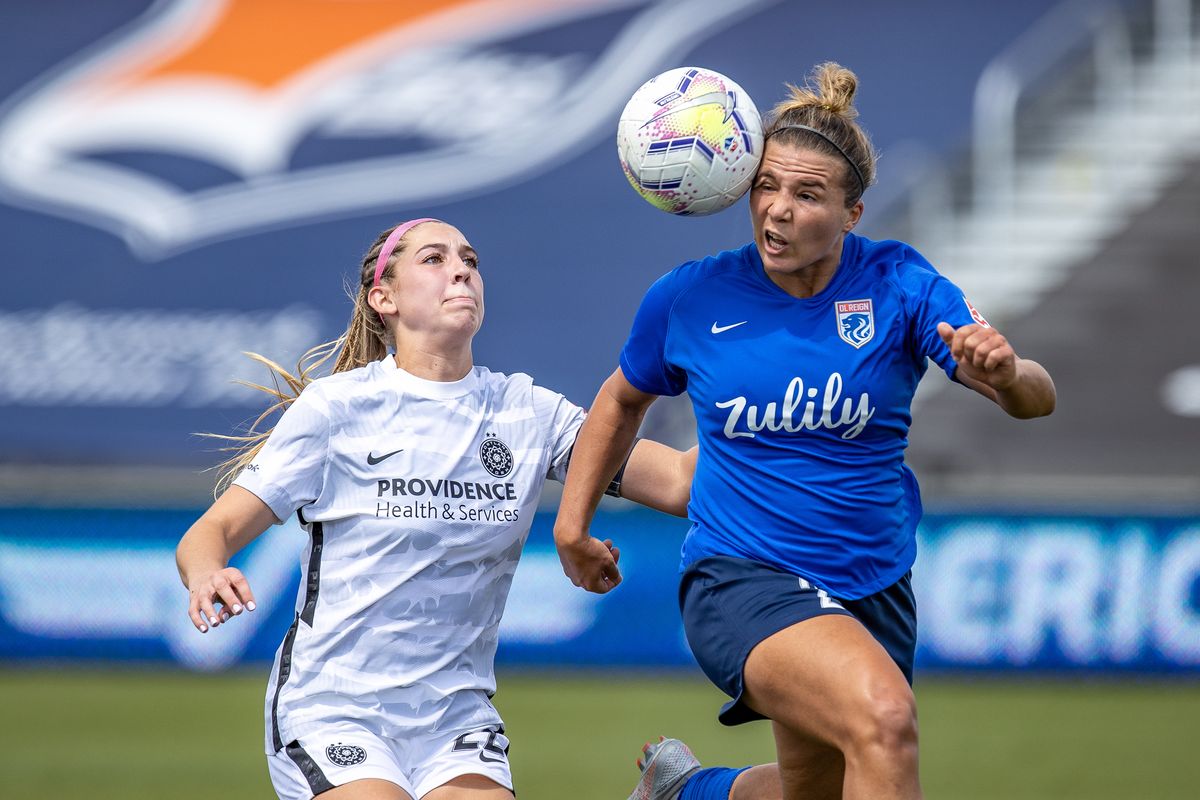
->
[0,0,1068,474]
[2,508,1197,674]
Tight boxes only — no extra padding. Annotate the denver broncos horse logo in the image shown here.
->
[0,0,777,258]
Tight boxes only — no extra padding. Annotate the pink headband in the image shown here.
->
[373,218,439,286]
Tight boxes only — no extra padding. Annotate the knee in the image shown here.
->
[845,688,918,759]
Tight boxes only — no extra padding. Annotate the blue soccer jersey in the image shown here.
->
[620,233,983,599]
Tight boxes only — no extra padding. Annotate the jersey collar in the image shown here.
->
[747,233,861,304]
[380,355,481,399]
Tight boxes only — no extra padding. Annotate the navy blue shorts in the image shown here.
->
[679,555,916,726]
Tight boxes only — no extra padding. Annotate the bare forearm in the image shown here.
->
[621,440,695,517]
[993,358,1056,418]
[941,323,1056,419]
[175,486,277,588]
[176,518,236,588]
[557,384,646,536]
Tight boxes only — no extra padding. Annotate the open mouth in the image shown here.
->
[764,230,787,251]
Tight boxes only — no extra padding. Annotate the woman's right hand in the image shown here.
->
[177,486,277,633]
[554,531,622,594]
[187,567,257,633]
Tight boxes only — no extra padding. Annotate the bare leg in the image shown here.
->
[727,722,843,800]
[321,779,413,799]
[729,763,783,799]
[741,615,921,800]
[768,722,844,800]
[421,774,515,800]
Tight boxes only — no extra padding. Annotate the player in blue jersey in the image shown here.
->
[553,62,1056,800]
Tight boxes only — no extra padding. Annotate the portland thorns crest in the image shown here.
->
[479,436,514,478]
[326,743,367,767]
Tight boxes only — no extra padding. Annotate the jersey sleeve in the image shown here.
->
[232,385,331,523]
[532,384,586,482]
[899,248,990,380]
[618,269,690,396]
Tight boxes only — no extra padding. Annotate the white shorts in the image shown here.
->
[267,718,512,799]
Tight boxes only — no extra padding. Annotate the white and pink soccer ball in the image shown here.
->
[617,67,764,216]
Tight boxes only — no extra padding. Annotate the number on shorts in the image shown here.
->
[452,729,509,764]
[798,577,844,610]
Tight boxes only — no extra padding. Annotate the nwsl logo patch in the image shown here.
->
[965,298,990,327]
[835,299,874,349]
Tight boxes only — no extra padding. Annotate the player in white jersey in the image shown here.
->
[176,219,695,800]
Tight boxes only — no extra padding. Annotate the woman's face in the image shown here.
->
[749,139,863,284]
[376,221,484,342]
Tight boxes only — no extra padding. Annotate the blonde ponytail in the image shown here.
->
[205,225,405,496]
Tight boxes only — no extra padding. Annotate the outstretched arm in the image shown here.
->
[176,485,279,632]
[619,440,697,518]
[938,322,1056,418]
[554,367,658,593]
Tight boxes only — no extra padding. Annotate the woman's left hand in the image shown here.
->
[937,322,1016,390]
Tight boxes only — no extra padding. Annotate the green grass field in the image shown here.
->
[3,668,1197,799]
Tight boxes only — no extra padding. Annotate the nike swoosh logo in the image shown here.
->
[366,448,404,465]
[711,321,748,334]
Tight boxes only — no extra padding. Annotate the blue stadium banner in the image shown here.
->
[1,508,1197,673]
[0,0,1060,469]
[915,514,1200,672]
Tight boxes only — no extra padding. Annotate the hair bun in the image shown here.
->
[763,62,877,203]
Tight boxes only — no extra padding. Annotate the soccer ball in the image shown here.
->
[617,67,764,216]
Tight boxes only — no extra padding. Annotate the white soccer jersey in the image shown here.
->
[233,356,584,754]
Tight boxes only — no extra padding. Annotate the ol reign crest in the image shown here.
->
[835,299,875,349]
